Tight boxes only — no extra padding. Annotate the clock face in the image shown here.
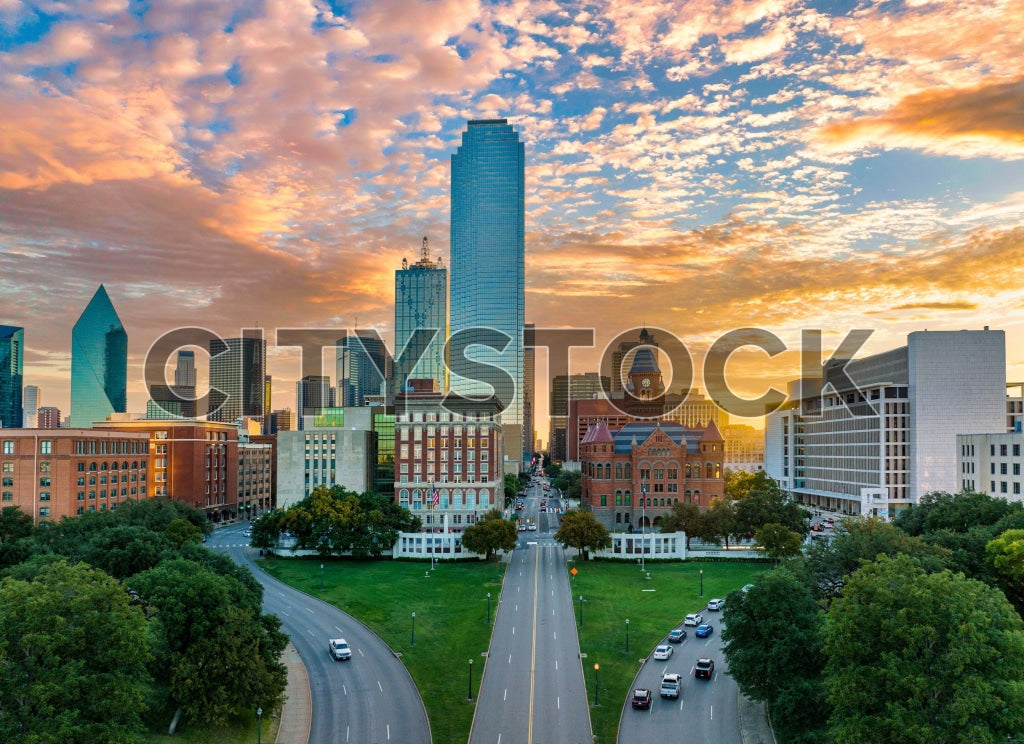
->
[641,377,651,388]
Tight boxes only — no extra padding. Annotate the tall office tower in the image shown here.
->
[395,237,448,393]
[549,372,609,462]
[208,334,266,425]
[449,119,525,461]
[70,286,127,428]
[0,326,24,428]
[22,384,38,428]
[337,332,387,406]
[37,406,61,429]
[296,375,335,430]
[174,350,197,417]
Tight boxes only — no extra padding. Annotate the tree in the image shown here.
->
[553,470,581,501]
[895,490,1022,537]
[732,474,808,537]
[460,508,517,560]
[724,468,761,501]
[754,523,803,562]
[0,559,152,743]
[986,529,1024,615]
[823,554,1024,744]
[553,509,611,558]
[704,497,739,546]
[720,567,830,743]
[504,473,521,505]
[659,502,704,547]
[0,505,33,544]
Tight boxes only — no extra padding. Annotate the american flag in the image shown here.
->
[432,486,439,508]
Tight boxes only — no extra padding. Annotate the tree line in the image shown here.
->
[0,500,288,743]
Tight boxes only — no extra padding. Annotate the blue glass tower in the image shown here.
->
[395,237,448,393]
[0,325,24,428]
[70,286,127,427]
[450,119,525,458]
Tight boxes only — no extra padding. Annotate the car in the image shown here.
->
[243,529,252,538]
[527,523,537,531]
[695,624,714,638]
[683,613,703,626]
[328,638,352,661]
[631,688,652,710]
[707,598,725,611]
[653,644,673,660]
[695,658,715,680]
[741,583,754,594]
[667,627,687,643]
[660,672,682,699]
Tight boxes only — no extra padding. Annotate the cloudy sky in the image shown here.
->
[2,0,1023,435]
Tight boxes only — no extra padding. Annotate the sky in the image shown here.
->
[2,0,1023,440]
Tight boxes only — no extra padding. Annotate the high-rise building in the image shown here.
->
[22,384,39,428]
[208,334,266,426]
[37,406,61,429]
[296,375,335,430]
[70,286,127,428]
[449,118,526,462]
[395,237,448,393]
[174,350,197,417]
[766,328,1006,519]
[337,332,387,406]
[0,326,24,428]
[549,372,609,462]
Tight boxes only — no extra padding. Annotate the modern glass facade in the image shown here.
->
[373,410,395,496]
[208,336,266,424]
[337,333,387,406]
[449,119,525,458]
[395,241,448,393]
[0,326,24,428]
[70,286,127,428]
[296,375,335,430]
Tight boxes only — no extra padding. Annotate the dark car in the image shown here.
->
[667,627,687,643]
[695,658,715,680]
[631,688,652,710]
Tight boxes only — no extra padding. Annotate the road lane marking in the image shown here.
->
[555,660,558,670]
[343,684,347,695]
[346,725,350,741]
[306,629,315,637]
[378,680,383,693]
[504,688,508,701]
[557,696,560,709]
[305,607,315,614]
[387,723,391,739]
[528,546,539,744]
[358,648,365,657]
[710,705,713,720]
[509,653,512,664]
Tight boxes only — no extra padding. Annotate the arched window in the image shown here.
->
[624,490,632,506]
[100,462,109,471]
[685,463,692,478]
[615,490,622,506]
[480,488,489,506]
[706,463,713,478]
[89,462,98,472]
[111,461,119,471]
[684,490,691,504]
[615,463,623,479]
[122,461,129,470]
[715,464,721,478]
[624,463,632,479]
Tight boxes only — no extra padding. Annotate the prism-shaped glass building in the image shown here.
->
[70,286,127,427]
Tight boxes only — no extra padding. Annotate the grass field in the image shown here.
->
[256,553,768,744]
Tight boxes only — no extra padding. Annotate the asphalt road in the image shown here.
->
[469,481,592,744]
[210,523,431,744]
[616,606,741,744]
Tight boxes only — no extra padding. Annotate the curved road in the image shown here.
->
[209,523,431,744]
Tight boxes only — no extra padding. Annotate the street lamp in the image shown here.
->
[593,663,600,706]
[411,611,416,646]
[468,658,474,701]
[578,595,583,627]
[487,592,492,625]
[320,563,324,591]
[640,486,647,573]
[625,618,630,653]
[256,707,263,744]
[699,568,704,597]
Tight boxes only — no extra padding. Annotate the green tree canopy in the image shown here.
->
[732,473,808,537]
[754,522,804,562]
[0,559,152,744]
[460,508,517,560]
[894,490,1023,537]
[986,528,1024,615]
[0,505,33,544]
[823,554,1024,744]
[553,508,611,557]
[659,501,704,547]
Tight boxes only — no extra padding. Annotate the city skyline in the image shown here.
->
[2,1,1023,432]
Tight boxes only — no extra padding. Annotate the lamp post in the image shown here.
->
[593,663,600,706]
[487,592,492,625]
[256,707,263,744]
[411,611,416,646]
[625,618,630,653]
[578,595,583,627]
[699,568,704,598]
[468,658,474,701]
[640,486,647,573]
[320,563,324,592]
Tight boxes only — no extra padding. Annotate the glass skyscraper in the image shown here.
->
[337,332,387,406]
[208,335,266,424]
[395,237,448,393]
[0,325,24,428]
[449,119,525,459]
[70,286,127,427]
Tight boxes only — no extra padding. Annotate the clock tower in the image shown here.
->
[625,328,665,418]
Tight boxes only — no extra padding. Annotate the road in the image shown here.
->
[469,481,592,744]
[616,607,741,744]
[209,523,431,744]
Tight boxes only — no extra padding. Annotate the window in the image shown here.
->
[2,441,13,455]
[39,507,50,517]
[1,477,11,487]
[1,491,11,502]
[39,492,50,502]
[39,461,51,473]
[40,440,52,454]
[39,477,51,487]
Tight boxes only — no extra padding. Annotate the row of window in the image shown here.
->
[585,462,721,479]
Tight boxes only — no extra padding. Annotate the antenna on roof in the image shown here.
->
[422,236,429,263]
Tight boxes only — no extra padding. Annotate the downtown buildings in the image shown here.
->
[69,285,127,428]
[0,325,24,429]
[395,237,448,393]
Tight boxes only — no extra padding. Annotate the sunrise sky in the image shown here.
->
[2,0,1023,435]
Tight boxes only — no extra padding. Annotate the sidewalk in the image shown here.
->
[275,643,311,744]
[738,695,776,744]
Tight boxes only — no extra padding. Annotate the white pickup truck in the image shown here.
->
[328,638,352,661]
[660,672,682,699]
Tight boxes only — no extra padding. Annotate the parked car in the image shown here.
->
[683,613,703,626]
[328,638,352,661]
[707,598,725,611]
[660,672,682,699]
[695,658,715,680]
[695,624,714,638]
[632,688,652,710]
[653,644,674,660]
[667,627,687,643]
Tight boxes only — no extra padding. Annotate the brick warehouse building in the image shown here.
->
[1,429,150,523]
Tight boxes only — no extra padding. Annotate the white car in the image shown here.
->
[707,598,725,611]
[328,638,352,661]
[683,613,703,626]
[653,644,673,660]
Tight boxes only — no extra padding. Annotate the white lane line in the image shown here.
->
[508,653,513,664]
[346,725,350,741]
[555,660,558,671]
[504,688,508,701]
[710,705,713,720]
[387,723,391,740]
[378,680,383,693]
[336,625,345,632]
[557,696,561,709]
[553,631,557,641]
[513,626,516,635]
[358,648,365,657]
[306,629,315,637]
[305,607,315,614]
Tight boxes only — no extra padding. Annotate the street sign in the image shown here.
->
[570,567,578,576]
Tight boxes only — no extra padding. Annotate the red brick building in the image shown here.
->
[1,429,150,524]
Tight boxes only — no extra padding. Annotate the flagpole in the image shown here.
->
[641,485,646,573]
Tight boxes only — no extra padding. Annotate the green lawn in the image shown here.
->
[144,706,277,744]
[256,554,767,744]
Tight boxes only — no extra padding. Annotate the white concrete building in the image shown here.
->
[276,427,375,509]
[956,432,1024,503]
[766,329,1006,519]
